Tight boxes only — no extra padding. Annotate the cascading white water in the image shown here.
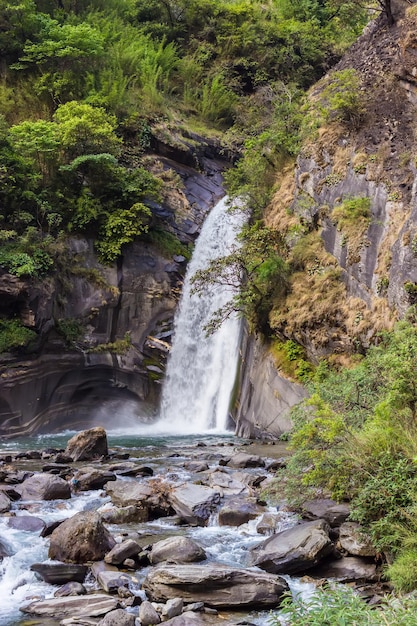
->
[157,196,246,434]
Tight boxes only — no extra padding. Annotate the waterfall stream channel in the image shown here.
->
[0,197,316,625]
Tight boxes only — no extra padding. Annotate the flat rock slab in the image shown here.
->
[310,556,379,582]
[250,519,334,575]
[301,499,350,527]
[20,594,118,617]
[31,562,88,584]
[149,536,206,564]
[143,563,288,609]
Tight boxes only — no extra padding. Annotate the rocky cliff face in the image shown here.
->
[0,136,226,437]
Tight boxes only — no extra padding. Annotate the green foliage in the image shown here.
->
[321,69,365,128]
[147,228,192,261]
[0,319,37,353]
[96,202,151,263]
[55,318,84,344]
[273,586,417,625]
[333,196,371,224]
[0,243,53,277]
[89,332,131,354]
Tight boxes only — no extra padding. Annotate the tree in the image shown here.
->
[9,119,60,182]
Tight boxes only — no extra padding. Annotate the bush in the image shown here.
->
[0,319,37,353]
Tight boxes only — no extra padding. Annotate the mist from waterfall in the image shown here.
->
[156,196,246,434]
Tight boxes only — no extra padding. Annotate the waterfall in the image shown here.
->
[157,196,246,434]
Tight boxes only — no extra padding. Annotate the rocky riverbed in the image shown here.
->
[0,428,385,625]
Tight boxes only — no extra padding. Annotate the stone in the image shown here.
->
[73,468,117,491]
[97,608,136,625]
[183,462,209,473]
[105,480,152,519]
[169,484,221,525]
[31,562,88,584]
[8,516,45,532]
[18,473,71,501]
[163,613,206,626]
[162,597,183,620]
[20,594,118,617]
[0,536,13,558]
[149,536,206,564]
[54,582,87,597]
[218,497,265,526]
[104,539,141,565]
[65,427,108,462]
[301,499,350,527]
[143,563,289,609]
[139,600,161,625]
[101,505,145,525]
[250,519,334,575]
[339,522,377,557]
[310,556,379,582]
[256,512,280,535]
[91,561,131,593]
[0,491,11,513]
[225,453,265,469]
[48,511,116,563]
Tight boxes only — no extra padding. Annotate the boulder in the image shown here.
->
[218,497,265,526]
[72,468,116,491]
[20,594,118,617]
[105,481,152,520]
[339,522,377,557]
[104,539,141,565]
[100,505,145,525]
[8,516,45,532]
[54,582,87,597]
[91,561,131,593]
[169,484,221,525]
[256,512,281,536]
[0,491,11,513]
[31,562,88,584]
[162,597,183,620]
[65,427,108,462]
[226,453,265,469]
[206,470,247,495]
[310,556,379,582]
[250,519,334,574]
[18,473,71,501]
[0,536,13,558]
[149,536,206,564]
[139,600,161,625]
[143,563,289,608]
[97,608,136,625]
[48,511,116,563]
[163,613,206,626]
[301,499,350,527]
[183,461,209,473]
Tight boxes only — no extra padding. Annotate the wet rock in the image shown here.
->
[143,563,289,608]
[100,505,145,525]
[149,536,206,564]
[0,491,11,513]
[54,582,87,597]
[0,536,13,558]
[48,511,116,563]
[40,518,65,537]
[53,453,74,464]
[139,600,161,625]
[31,562,88,584]
[105,480,152,519]
[183,461,209,473]
[301,499,350,527]
[65,427,108,462]
[20,594,118,617]
[310,556,379,582]
[169,483,221,525]
[250,519,334,575]
[109,463,153,477]
[91,561,131,593]
[104,539,141,565]
[206,470,247,495]
[18,473,71,501]
[73,467,117,491]
[8,516,45,532]
[256,512,281,536]
[226,453,265,469]
[218,497,265,526]
[339,522,377,557]
[97,608,136,626]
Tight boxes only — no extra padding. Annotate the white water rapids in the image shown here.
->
[157,196,246,434]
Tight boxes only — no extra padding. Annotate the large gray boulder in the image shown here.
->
[20,594,118,617]
[169,484,221,525]
[0,491,11,512]
[143,563,288,609]
[73,467,116,491]
[139,600,161,626]
[104,539,141,565]
[301,499,350,527]
[250,519,334,574]
[105,480,153,521]
[310,556,379,582]
[18,473,71,501]
[163,612,206,626]
[226,453,265,469]
[48,511,116,563]
[149,536,206,564]
[218,497,265,526]
[65,427,108,462]
[91,561,131,593]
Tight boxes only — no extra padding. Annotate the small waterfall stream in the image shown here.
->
[157,196,246,433]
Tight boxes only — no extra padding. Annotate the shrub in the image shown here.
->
[0,319,37,353]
